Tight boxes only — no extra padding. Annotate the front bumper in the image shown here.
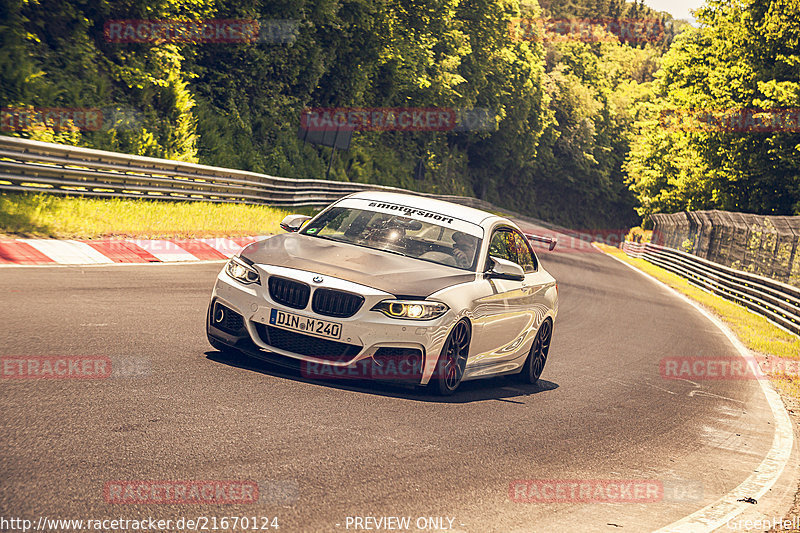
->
[207,263,455,385]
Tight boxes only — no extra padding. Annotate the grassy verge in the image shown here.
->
[596,243,800,401]
[0,193,318,239]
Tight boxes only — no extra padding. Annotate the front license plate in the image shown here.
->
[269,309,342,340]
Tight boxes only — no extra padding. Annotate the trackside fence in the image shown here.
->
[622,241,800,336]
[650,210,800,286]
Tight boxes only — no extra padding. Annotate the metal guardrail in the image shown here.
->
[0,136,400,206]
[622,241,800,336]
[0,136,566,233]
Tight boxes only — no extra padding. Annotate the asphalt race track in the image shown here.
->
[0,247,795,532]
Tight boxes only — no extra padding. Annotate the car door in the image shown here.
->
[508,229,547,347]
[469,227,535,368]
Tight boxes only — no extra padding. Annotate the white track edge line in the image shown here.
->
[599,246,794,533]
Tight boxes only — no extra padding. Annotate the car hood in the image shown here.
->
[240,234,476,297]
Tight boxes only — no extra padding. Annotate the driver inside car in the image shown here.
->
[451,231,478,268]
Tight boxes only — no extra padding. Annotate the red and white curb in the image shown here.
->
[0,236,270,265]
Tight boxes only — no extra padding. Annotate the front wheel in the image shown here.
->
[433,320,471,395]
[520,319,553,384]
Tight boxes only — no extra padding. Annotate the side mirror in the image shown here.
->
[280,214,312,233]
[486,256,525,282]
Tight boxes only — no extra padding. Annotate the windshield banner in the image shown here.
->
[334,198,484,238]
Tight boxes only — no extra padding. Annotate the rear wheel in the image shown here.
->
[520,319,552,384]
[434,320,471,395]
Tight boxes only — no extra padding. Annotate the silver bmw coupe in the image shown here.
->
[207,191,558,394]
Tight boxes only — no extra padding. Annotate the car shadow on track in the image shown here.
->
[205,350,558,404]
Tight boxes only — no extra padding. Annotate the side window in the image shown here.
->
[487,229,516,268]
[511,231,537,272]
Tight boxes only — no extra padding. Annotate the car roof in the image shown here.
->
[344,191,504,227]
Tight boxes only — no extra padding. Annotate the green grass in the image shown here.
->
[0,193,318,239]
[598,243,800,400]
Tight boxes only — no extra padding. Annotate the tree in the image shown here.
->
[625,0,800,217]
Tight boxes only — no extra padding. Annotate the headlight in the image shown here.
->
[371,300,449,320]
[225,256,260,285]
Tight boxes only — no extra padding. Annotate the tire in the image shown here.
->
[433,320,471,395]
[520,318,553,384]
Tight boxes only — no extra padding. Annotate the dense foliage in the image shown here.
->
[625,0,800,218]
[0,0,715,229]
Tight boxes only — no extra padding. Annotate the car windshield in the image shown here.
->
[301,202,483,271]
